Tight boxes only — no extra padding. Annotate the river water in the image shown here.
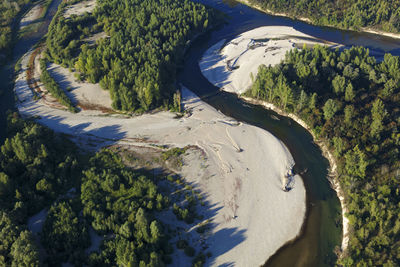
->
[0,0,62,141]
[1,0,400,266]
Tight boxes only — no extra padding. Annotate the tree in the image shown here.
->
[10,231,39,267]
[309,92,318,109]
[41,200,89,264]
[332,75,346,95]
[370,98,387,138]
[345,82,355,102]
[323,99,338,120]
[344,145,368,179]
[296,90,308,111]
[344,105,355,125]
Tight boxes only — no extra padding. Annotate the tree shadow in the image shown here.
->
[31,115,127,150]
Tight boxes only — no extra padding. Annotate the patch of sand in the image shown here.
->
[83,32,109,46]
[200,26,339,95]
[15,46,306,266]
[20,2,43,28]
[46,63,113,110]
[63,0,96,18]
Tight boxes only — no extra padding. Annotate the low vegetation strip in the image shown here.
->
[40,57,77,112]
[247,45,400,265]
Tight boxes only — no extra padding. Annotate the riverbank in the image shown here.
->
[241,96,349,255]
[198,25,349,256]
[15,45,306,265]
[200,26,339,95]
[235,0,400,40]
[235,0,311,24]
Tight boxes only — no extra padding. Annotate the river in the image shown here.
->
[0,0,62,141]
[179,0,400,266]
[1,0,400,266]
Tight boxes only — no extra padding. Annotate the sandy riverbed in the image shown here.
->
[20,2,43,28]
[63,0,96,18]
[200,25,348,255]
[15,46,306,266]
[200,26,338,95]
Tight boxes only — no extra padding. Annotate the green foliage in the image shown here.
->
[370,98,387,138]
[0,113,80,217]
[41,199,89,265]
[248,0,400,33]
[0,114,199,266]
[46,0,218,112]
[248,45,400,265]
[40,58,77,112]
[10,230,39,267]
[81,149,170,266]
[323,99,338,120]
[0,113,83,265]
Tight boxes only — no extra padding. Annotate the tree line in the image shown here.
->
[40,58,77,112]
[46,0,219,112]
[247,45,400,265]
[248,0,400,33]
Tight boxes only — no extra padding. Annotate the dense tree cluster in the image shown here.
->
[41,199,89,265]
[0,113,80,265]
[0,113,80,218]
[247,45,400,265]
[248,0,400,33]
[40,58,77,112]
[0,114,202,265]
[46,0,218,112]
[82,150,172,266]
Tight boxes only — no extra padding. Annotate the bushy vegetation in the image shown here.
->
[46,0,218,112]
[81,149,172,266]
[248,0,400,33]
[0,114,208,265]
[247,45,400,265]
[41,198,90,265]
[0,113,80,265]
[40,58,77,112]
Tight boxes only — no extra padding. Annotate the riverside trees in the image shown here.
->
[46,0,218,112]
[247,45,400,265]
[248,0,400,34]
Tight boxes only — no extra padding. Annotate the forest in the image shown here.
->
[247,45,400,265]
[248,0,400,33]
[0,114,208,266]
[46,0,219,112]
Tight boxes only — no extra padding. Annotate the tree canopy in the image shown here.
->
[247,45,400,265]
[46,0,218,112]
[248,0,400,33]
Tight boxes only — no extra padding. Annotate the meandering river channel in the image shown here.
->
[180,0,400,266]
[1,0,400,266]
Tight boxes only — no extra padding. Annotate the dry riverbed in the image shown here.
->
[16,43,306,265]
